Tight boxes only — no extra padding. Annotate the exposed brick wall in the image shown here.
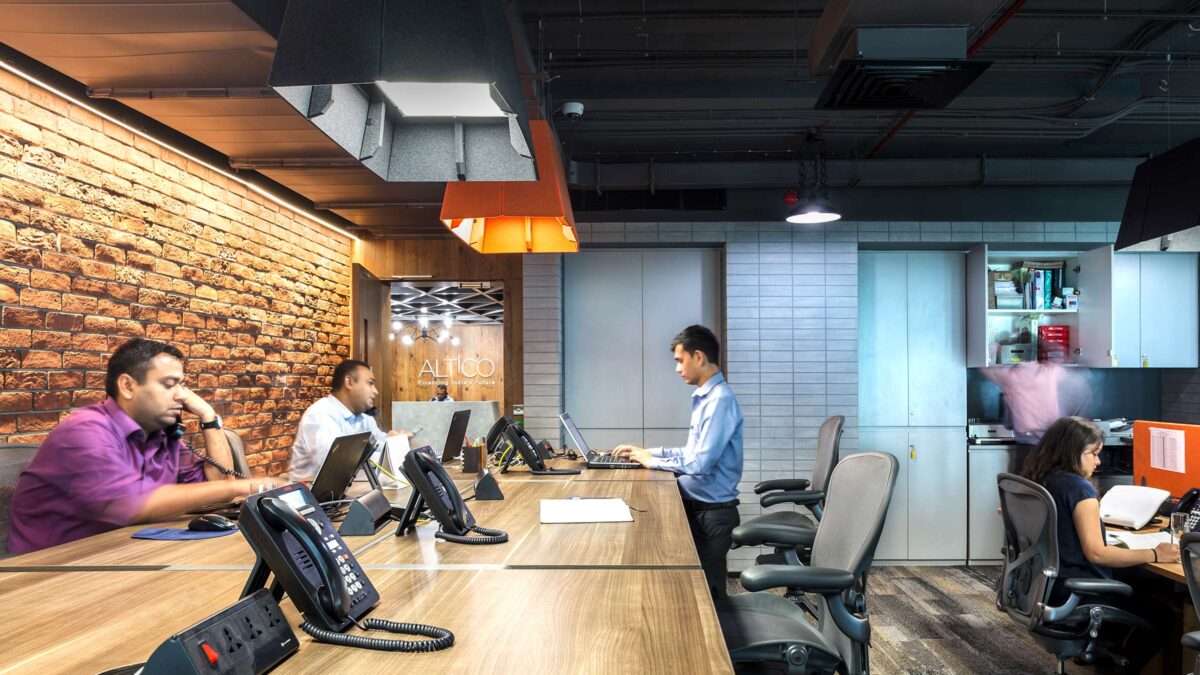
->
[0,70,353,475]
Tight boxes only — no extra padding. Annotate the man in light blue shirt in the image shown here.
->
[615,325,743,598]
[289,360,408,482]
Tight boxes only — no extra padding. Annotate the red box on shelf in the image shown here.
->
[1038,325,1070,362]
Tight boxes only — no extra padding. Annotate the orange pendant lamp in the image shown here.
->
[440,120,579,253]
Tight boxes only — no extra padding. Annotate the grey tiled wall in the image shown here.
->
[1163,369,1200,424]
[524,219,1120,571]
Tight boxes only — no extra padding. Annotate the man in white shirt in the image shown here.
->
[289,360,408,481]
[430,384,455,402]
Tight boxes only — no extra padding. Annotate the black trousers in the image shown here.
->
[684,500,740,599]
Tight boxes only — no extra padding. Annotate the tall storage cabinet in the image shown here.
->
[858,252,967,562]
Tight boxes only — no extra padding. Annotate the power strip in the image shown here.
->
[142,589,297,674]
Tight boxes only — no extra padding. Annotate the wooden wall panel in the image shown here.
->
[391,324,504,405]
[355,239,524,417]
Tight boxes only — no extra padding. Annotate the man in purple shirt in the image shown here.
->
[8,339,278,552]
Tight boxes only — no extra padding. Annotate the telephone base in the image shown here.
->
[474,471,504,501]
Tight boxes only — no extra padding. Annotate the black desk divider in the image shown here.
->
[338,488,400,536]
[473,470,504,501]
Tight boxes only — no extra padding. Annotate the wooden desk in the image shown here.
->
[0,568,733,674]
[357,480,698,569]
[1134,516,1185,584]
[497,457,677,482]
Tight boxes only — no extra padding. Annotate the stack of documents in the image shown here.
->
[540,498,634,523]
[1106,530,1171,550]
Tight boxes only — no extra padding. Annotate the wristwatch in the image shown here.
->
[200,415,223,431]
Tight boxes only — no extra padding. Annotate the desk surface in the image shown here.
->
[0,568,733,675]
[498,457,677,482]
[357,479,697,569]
[1135,516,1185,584]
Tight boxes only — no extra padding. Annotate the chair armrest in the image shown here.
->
[753,478,810,494]
[731,522,816,548]
[760,490,824,509]
[1062,578,1133,598]
[739,565,856,594]
[1182,631,1200,651]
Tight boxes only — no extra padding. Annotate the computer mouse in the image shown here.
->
[188,514,237,532]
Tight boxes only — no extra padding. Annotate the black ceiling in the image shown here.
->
[2,0,1199,236]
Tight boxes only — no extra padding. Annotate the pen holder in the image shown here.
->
[462,444,484,474]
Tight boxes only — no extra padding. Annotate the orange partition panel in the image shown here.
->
[1132,420,1200,498]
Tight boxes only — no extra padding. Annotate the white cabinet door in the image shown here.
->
[1140,253,1199,368]
[1111,253,1141,369]
[854,428,909,560]
[1076,246,1116,367]
[859,253,910,427]
[906,252,966,426]
[968,447,1010,561]
[907,428,967,560]
[966,246,989,367]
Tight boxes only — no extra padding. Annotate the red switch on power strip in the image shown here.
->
[199,642,219,665]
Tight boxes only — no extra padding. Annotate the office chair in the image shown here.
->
[731,415,843,567]
[222,428,252,478]
[995,473,1150,674]
[717,451,897,675]
[0,443,41,554]
[1180,532,1200,675]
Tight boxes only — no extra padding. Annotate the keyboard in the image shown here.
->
[587,453,640,468]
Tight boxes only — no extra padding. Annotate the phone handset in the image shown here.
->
[396,447,508,545]
[240,485,455,652]
[501,424,580,476]
[170,413,247,478]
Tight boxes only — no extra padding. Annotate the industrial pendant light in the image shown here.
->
[785,137,841,224]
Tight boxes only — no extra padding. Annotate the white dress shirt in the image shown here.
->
[289,395,387,481]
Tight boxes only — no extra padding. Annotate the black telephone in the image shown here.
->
[1176,488,1200,532]
[239,483,454,652]
[484,415,512,457]
[500,422,580,475]
[170,414,247,479]
[395,446,508,544]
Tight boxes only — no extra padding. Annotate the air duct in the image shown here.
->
[267,0,536,182]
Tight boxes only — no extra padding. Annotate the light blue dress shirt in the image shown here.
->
[647,372,744,503]
[289,395,387,481]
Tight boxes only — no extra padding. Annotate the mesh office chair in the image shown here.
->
[222,428,252,477]
[1180,532,1200,675]
[717,451,897,675]
[732,415,844,566]
[0,443,41,554]
[995,473,1150,674]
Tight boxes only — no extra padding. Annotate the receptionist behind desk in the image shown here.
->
[614,325,744,600]
[8,339,278,553]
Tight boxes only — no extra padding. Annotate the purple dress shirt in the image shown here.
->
[8,398,206,553]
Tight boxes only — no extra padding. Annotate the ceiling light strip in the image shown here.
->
[0,59,359,242]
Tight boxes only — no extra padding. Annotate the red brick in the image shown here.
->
[63,351,101,369]
[5,370,46,389]
[22,350,61,368]
[96,298,130,318]
[0,264,30,286]
[95,244,125,264]
[31,330,70,349]
[0,349,19,369]
[0,392,33,412]
[115,319,144,337]
[19,288,60,310]
[82,315,116,333]
[84,371,106,388]
[6,432,49,444]
[0,415,15,435]
[45,312,84,331]
[3,307,44,328]
[71,333,108,351]
[62,293,98,313]
[17,411,58,432]
[33,391,69,410]
[106,283,138,302]
[0,242,41,267]
[70,277,107,296]
[0,328,31,347]
[0,283,15,304]
[48,371,85,389]
[30,269,70,292]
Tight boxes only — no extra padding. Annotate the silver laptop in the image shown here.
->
[559,412,640,470]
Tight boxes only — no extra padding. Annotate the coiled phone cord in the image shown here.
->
[435,524,509,545]
[300,617,455,652]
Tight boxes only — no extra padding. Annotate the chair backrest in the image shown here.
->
[0,444,41,554]
[811,415,845,493]
[996,472,1060,628]
[222,429,251,477]
[1183,532,1200,675]
[810,452,898,672]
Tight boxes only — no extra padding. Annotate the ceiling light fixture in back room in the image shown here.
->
[785,136,841,225]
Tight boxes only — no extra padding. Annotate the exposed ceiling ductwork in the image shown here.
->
[267,0,537,182]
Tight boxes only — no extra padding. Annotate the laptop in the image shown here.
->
[440,409,472,463]
[309,431,376,513]
[558,413,640,470]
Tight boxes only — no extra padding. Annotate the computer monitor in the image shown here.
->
[308,431,375,504]
[440,409,471,463]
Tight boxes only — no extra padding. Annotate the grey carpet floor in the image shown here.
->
[728,565,1098,675]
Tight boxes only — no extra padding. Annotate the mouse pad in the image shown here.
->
[132,528,239,541]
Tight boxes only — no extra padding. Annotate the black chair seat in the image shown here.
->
[717,592,838,659]
[732,515,816,547]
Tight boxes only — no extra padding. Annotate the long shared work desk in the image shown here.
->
[0,463,735,674]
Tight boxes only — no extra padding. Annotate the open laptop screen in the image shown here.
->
[308,431,374,504]
[558,413,593,457]
[440,409,471,462]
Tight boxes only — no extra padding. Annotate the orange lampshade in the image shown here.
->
[440,120,578,253]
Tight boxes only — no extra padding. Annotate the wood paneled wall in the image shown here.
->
[355,239,524,421]
[391,324,504,405]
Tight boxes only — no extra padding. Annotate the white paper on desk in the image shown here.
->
[1150,427,1186,473]
[1107,530,1172,550]
[540,498,634,524]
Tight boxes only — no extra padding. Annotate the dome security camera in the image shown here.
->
[562,101,585,120]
